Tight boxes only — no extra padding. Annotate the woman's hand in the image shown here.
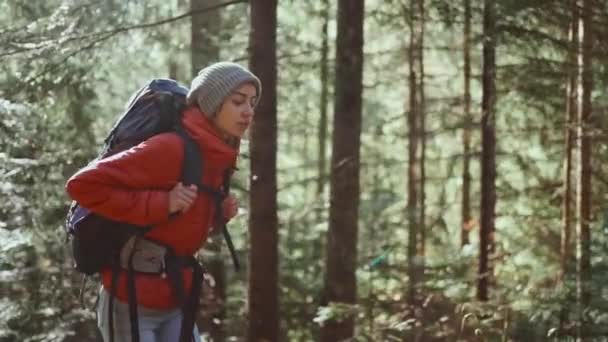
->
[168,182,198,214]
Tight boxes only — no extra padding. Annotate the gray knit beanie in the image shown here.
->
[186,62,262,117]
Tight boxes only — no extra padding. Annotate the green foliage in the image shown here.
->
[314,302,360,326]
[1,0,608,340]
[0,98,98,340]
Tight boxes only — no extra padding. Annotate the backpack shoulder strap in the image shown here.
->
[173,125,202,186]
[173,126,240,270]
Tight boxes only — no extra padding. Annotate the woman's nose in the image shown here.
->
[243,105,254,117]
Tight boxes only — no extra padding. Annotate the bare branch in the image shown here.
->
[0,0,247,58]
[2,0,248,94]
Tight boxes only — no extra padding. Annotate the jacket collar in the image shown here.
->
[181,106,238,169]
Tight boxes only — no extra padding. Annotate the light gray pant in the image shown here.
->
[97,288,202,342]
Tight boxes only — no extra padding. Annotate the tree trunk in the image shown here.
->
[313,3,331,335]
[169,61,178,81]
[317,0,330,204]
[406,0,420,307]
[461,0,473,247]
[576,0,593,338]
[198,250,226,341]
[417,0,427,265]
[561,0,578,283]
[65,74,96,175]
[477,0,496,302]
[247,1,279,341]
[320,0,364,340]
[191,0,222,77]
[190,1,227,339]
[367,125,383,336]
[559,0,578,334]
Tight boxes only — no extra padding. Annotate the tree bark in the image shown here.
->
[559,0,578,334]
[406,0,420,307]
[461,0,473,247]
[404,0,428,307]
[191,0,222,77]
[317,0,330,203]
[168,60,178,80]
[560,0,578,283]
[417,0,427,265]
[247,0,279,341]
[477,0,496,302]
[190,1,227,338]
[320,0,364,340]
[576,0,593,339]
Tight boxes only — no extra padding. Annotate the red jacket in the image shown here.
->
[66,106,237,310]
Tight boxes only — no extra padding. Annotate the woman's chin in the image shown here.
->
[233,126,249,138]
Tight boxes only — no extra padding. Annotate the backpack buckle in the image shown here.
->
[119,236,168,274]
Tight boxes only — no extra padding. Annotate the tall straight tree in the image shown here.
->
[477,0,496,302]
[576,0,593,337]
[405,0,421,306]
[461,0,473,247]
[317,0,330,205]
[190,1,226,339]
[169,61,178,80]
[191,0,222,75]
[320,0,364,340]
[559,0,579,334]
[417,0,427,263]
[247,0,278,341]
[560,0,578,283]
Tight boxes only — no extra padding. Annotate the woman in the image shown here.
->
[66,62,261,342]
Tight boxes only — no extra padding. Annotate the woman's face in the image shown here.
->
[213,83,257,138]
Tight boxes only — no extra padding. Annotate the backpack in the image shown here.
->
[65,79,238,342]
[66,79,238,273]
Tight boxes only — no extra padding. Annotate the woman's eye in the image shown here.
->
[232,99,244,106]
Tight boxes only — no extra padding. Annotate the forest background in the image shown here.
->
[1,0,608,341]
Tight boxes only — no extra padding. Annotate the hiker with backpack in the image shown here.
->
[65,62,260,342]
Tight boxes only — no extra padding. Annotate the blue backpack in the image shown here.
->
[65,79,238,342]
